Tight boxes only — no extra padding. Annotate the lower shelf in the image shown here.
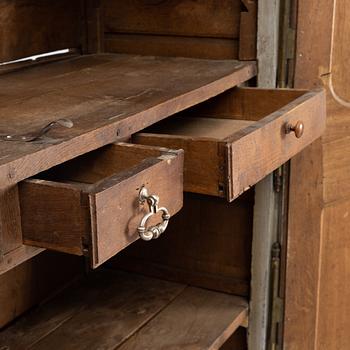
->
[0,269,248,350]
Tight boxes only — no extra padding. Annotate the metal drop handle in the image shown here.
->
[137,186,170,241]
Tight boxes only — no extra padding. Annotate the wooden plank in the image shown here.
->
[0,0,83,63]
[105,34,239,60]
[0,54,256,186]
[283,0,334,349]
[103,0,241,39]
[239,0,257,60]
[118,287,248,350]
[323,136,350,204]
[0,251,83,328]
[316,199,350,350]
[0,185,22,255]
[0,246,44,275]
[109,192,254,297]
[0,270,185,349]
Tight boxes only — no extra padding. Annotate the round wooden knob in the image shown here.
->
[286,120,304,138]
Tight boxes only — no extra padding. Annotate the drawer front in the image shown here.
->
[89,151,183,267]
[20,144,184,267]
[226,89,326,199]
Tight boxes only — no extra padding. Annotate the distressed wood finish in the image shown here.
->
[102,0,245,60]
[0,270,248,350]
[19,143,184,268]
[110,191,254,297]
[118,288,248,350]
[0,252,83,328]
[0,0,83,63]
[0,54,256,187]
[135,87,326,201]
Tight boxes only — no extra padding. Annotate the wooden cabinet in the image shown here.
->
[0,1,329,349]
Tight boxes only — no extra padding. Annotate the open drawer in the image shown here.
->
[134,87,326,201]
[19,143,184,268]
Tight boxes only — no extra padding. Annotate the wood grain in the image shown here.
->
[110,191,254,297]
[136,88,326,201]
[105,34,239,60]
[0,54,256,186]
[103,0,241,39]
[0,251,83,328]
[0,269,247,350]
[0,0,83,63]
[118,287,248,350]
[0,270,185,349]
[20,144,184,267]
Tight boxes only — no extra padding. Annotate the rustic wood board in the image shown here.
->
[118,287,247,350]
[0,269,247,350]
[0,270,185,349]
[0,54,256,186]
[0,0,83,63]
[103,0,242,39]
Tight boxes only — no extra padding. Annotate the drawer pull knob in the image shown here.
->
[137,187,170,241]
[286,120,304,138]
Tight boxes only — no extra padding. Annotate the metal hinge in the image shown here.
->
[273,167,283,193]
[268,242,284,350]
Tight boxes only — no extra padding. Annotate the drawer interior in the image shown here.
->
[37,143,168,186]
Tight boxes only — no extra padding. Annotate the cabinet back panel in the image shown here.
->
[0,0,83,63]
[102,0,244,59]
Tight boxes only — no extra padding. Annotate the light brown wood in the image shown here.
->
[0,54,256,186]
[20,143,184,268]
[135,87,326,200]
[0,269,247,350]
[0,0,83,63]
[283,0,334,349]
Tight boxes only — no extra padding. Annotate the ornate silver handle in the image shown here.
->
[137,187,170,241]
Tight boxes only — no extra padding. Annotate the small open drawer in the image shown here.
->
[19,143,184,268]
[134,87,326,201]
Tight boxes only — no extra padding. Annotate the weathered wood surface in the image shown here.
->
[110,191,254,297]
[0,54,256,186]
[226,89,326,200]
[103,0,241,38]
[135,88,326,201]
[20,144,183,267]
[0,0,83,63]
[118,287,248,350]
[0,251,83,328]
[103,0,244,60]
[284,0,350,349]
[0,269,247,350]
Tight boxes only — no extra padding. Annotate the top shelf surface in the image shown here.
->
[0,54,256,186]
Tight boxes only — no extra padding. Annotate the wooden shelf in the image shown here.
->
[0,53,256,186]
[0,270,248,350]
